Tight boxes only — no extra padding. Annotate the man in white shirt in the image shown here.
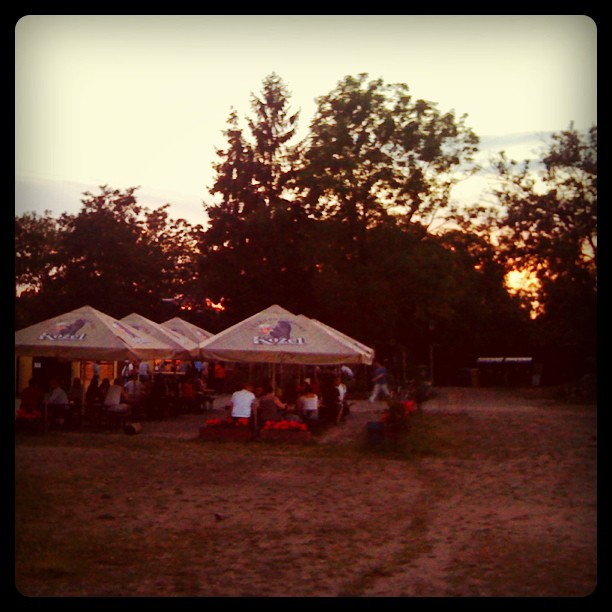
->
[46,377,69,406]
[230,381,257,420]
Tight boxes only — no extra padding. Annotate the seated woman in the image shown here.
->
[256,384,288,427]
[296,384,319,424]
[103,377,131,429]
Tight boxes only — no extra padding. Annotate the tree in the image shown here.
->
[295,73,479,259]
[490,124,597,356]
[15,210,62,295]
[15,210,64,329]
[15,186,203,326]
[199,74,308,322]
[246,72,299,209]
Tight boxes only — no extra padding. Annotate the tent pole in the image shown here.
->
[80,361,86,424]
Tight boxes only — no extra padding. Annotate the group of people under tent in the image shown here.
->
[15,358,410,433]
[226,364,357,430]
[119,358,228,393]
[16,376,85,431]
[15,365,219,431]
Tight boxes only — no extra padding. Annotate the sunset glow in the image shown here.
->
[205,298,226,312]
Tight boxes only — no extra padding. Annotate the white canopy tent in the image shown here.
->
[161,317,213,347]
[198,304,373,366]
[15,305,179,431]
[121,312,200,360]
[15,305,177,362]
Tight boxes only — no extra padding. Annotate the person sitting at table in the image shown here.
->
[68,377,83,403]
[45,377,70,430]
[83,377,102,424]
[16,378,44,421]
[180,375,198,413]
[296,384,319,424]
[192,373,206,394]
[144,373,169,420]
[193,373,216,411]
[103,377,131,429]
[319,372,342,423]
[281,376,300,406]
[124,372,145,417]
[97,378,111,403]
[66,377,84,429]
[256,383,289,427]
[229,380,258,428]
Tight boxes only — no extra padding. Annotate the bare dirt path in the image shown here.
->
[15,386,597,597]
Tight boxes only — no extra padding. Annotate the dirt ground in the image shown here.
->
[14,386,597,598]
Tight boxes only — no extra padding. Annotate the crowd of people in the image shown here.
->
[15,358,222,431]
[227,365,355,431]
[17,358,423,433]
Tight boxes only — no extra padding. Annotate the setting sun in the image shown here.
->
[505,269,541,319]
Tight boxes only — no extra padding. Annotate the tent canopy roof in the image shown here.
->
[15,305,177,361]
[121,312,199,360]
[199,304,373,365]
[161,317,213,347]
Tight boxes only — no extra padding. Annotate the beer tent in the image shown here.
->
[15,305,177,362]
[300,316,375,363]
[121,312,200,360]
[198,304,373,366]
[161,317,213,347]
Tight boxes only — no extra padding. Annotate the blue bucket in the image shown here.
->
[366,421,386,444]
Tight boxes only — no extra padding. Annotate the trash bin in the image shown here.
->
[366,421,386,445]
[470,368,480,387]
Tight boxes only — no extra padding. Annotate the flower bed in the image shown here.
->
[199,416,254,441]
[258,420,312,443]
[261,420,308,432]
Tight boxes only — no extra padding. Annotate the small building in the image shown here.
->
[475,356,535,387]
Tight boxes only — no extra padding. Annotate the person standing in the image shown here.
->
[369,360,390,403]
[213,362,226,393]
[138,360,150,383]
[121,360,134,384]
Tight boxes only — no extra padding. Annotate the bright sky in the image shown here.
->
[15,15,597,224]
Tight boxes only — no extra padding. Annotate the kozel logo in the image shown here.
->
[253,319,305,345]
[39,319,87,341]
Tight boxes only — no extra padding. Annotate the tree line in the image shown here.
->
[15,73,597,384]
